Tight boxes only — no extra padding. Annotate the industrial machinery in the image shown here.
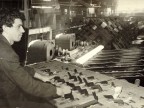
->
[30,61,144,108]
[2,0,144,108]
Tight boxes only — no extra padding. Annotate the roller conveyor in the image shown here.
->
[83,47,144,83]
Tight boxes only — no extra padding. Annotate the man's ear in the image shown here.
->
[2,25,8,31]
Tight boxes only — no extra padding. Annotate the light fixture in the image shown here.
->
[43,0,51,1]
[88,8,95,14]
[32,6,53,9]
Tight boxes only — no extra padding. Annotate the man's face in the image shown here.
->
[5,18,25,42]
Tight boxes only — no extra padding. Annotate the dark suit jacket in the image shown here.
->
[0,34,57,108]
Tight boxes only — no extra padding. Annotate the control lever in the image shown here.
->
[91,85,103,92]
[83,78,95,87]
[68,72,73,79]
[100,81,108,85]
[49,72,53,76]
[79,72,83,76]
[111,82,116,87]
[68,72,77,81]
[64,91,74,100]
[57,79,65,83]
[114,99,124,105]
[77,76,83,83]
[80,89,89,96]
[72,76,78,81]
[92,92,98,101]
[43,69,51,72]
[54,76,61,81]
[66,82,75,88]
[87,76,94,80]
[66,67,69,70]
[73,86,81,92]
[104,95,114,100]
[74,69,78,73]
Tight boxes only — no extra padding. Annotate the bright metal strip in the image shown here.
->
[76,45,104,65]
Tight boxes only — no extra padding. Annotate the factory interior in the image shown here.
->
[1,0,144,108]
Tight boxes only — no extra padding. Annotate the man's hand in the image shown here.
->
[56,84,72,97]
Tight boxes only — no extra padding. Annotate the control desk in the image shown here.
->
[29,60,144,108]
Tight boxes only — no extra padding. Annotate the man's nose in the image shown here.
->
[21,26,25,33]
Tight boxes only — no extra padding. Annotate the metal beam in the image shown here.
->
[24,0,29,28]
[77,0,92,7]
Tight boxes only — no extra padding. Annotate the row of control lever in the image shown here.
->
[41,68,106,101]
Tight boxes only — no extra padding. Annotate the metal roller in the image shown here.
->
[55,33,75,51]
[27,40,55,64]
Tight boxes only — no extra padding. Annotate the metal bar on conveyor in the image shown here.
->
[88,58,139,62]
[104,73,143,77]
[87,60,140,65]
[86,64,144,68]
[90,57,140,61]
[100,70,144,74]
[86,62,140,66]
[93,53,141,56]
[100,49,144,53]
[85,65,144,72]
[116,75,144,79]
[92,53,143,58]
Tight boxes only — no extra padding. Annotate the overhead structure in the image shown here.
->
[77,0,93,8]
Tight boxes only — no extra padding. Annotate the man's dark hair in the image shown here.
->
[0,8,25,33]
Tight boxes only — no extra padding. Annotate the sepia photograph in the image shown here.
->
[0,0,144,108]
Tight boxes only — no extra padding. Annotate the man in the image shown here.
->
[0,8,71,108]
